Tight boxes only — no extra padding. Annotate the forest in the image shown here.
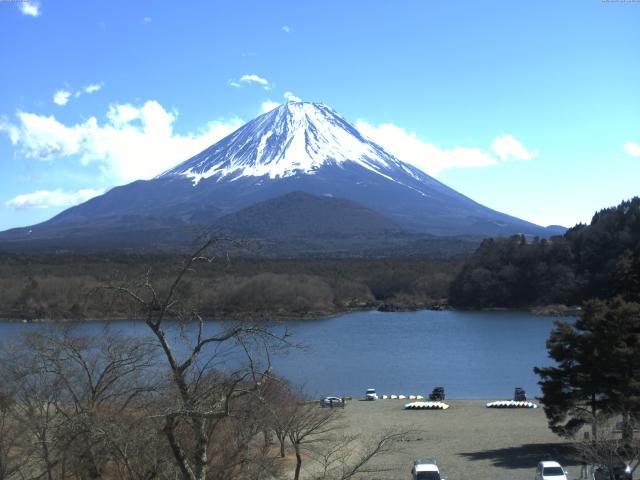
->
[0,251,459,321]
[3,197,639,320]
[450,197,640,309]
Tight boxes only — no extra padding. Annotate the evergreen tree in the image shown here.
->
[534,298,640,442]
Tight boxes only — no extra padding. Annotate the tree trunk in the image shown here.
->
[193,417,208,480]
[591,393,598,441]
[40,438,54,480]
[293,443,302,480]
[621,409,633,448]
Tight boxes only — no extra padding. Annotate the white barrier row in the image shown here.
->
[404,401,450,410]
[379,394,424,400]
[486,400,538,408]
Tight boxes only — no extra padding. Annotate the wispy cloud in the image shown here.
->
[282,25,290,33]
[18,0,40,17]
[261,92,302,112]
[83,83,102,94]
[143,16,152,24]
[624,141,640,157]
[53,90,71,106]
[6,189,104,210]
[0,101,243,183]
[283,91,301,102]
[356,121,537,176]
[230,74,270,90]
[490,134,538,161]
[240,74,269,87]
[57,83,104,103]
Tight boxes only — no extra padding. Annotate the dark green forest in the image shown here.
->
[450,197,640,308]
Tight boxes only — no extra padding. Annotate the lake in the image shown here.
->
[0,309,566,399]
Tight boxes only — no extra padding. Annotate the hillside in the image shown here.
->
[449,197,640,308]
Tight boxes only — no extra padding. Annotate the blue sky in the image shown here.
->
[1,0,639,231]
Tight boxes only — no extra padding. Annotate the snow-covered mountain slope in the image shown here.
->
[0,102,563,251]
[160,102,424,186]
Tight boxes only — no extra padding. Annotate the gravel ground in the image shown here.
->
[334,399,579,480]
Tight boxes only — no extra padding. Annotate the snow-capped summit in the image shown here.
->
[161,102,423,185]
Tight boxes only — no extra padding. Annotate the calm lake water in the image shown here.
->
[0,309,567,399]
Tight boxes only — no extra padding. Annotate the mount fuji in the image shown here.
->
[0,102,562,252]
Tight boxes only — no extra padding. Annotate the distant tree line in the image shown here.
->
[450,197,640,308]
[0,254,461,321]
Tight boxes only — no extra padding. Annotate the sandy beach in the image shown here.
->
[332,399,579,480]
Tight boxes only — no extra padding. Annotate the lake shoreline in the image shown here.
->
[0,300,582,324]
[0,298,451,323]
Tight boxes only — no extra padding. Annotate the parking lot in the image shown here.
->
[335,399,579,480]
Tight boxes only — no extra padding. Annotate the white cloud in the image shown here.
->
[143,16,152,24]
[356,121,537,176]
[356,121,495,176]
[282,25,290,33]
[53,90,71,106]
[283,91,302,102]
[624,142,640,157]
[261,100,280,113]
[6,189,104,210]
[239,74,270,89]
[240,74,268,86]
[490,134,538,161]
[1,112,84,159]
[83,83,102,94]
[230,74,271,90]
[62,82,105,100]
[0,100,243,182]
[18,0,40,17]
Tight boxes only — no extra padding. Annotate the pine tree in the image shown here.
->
[534,298,640,442]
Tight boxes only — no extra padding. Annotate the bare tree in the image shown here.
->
[259,377,299,458]
[0,389,34,480]
[308,430,410,480]
[576,417,640,480]
[0,328,163,480]
[286,399,343,480]
[107,238,290,480]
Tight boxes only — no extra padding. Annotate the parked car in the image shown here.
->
[320,396,344,408]
[535,461,568,480]
[514,387,527,401]
[411,459,442,480]
[591,461,632,480]
[365,388,378,401]
[429,386,445,401]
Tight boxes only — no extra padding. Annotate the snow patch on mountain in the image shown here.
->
[160,102,425,188]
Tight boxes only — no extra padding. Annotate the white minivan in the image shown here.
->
[365,388,378,400]
[535,461,568,480]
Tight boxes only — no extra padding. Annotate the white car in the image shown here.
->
[320,396,344,408]
[365,388,378,400]
[411,459,442,480]
[535,461,568,480]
